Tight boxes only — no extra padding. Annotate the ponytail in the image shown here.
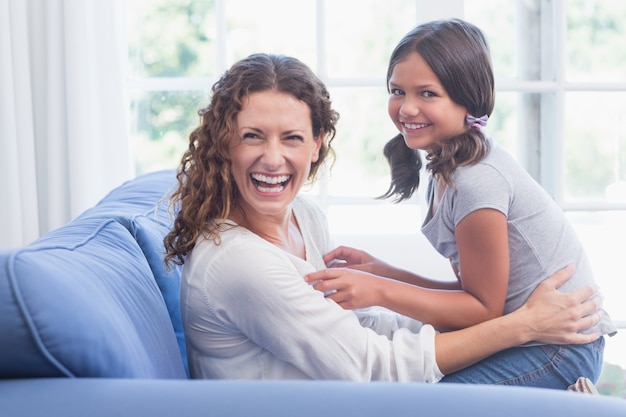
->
[378,134,422,202]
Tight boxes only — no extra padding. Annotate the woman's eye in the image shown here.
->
[242,132,261,140]
[285,135,304,142]
[390,88,404,96]
[422,91,436,98]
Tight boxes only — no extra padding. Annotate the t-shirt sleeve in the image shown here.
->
[451,163,512,227]
[205,237,443,382]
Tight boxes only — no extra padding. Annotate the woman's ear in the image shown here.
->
[311,129,324,163]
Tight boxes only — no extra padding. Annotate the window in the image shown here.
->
[125,0,626,378]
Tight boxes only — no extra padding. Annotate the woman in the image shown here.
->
[163,53,601,382]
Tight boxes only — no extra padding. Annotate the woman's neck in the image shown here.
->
[230,207,306,259]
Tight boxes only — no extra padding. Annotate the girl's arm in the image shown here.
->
[322,245,462,291]
[448,207,510,325]
[306,208,509,330]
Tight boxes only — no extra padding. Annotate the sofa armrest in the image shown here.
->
[2,378,626,417]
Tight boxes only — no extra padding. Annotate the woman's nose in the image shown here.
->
[260,139,283,166]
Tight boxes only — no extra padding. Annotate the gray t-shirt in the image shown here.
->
[421,140,616,337]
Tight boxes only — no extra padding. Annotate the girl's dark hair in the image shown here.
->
[164,53,339,267]
[381,19,495,202]
[378,133,422,202]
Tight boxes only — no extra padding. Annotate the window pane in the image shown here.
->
[225,0,317,67]
[567,0,626,82]
[126,0,218,78]
[325,87,397,198]
[487,92,551,174]
[488,91,519,156]
[465,1,516,80]
[324,0,417,78]
[600,330,626,390]
[129,90,207,173]
[563,92,626,203]
[566,210,626,322]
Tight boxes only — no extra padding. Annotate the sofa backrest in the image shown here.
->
[0,170,188,378]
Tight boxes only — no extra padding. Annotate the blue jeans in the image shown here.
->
[440,336,605,388]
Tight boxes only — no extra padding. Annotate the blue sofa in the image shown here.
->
[1,169,625,416]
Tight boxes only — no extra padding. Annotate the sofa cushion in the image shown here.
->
[0,219,187,378]
[130,213,188,376]
[87,169,188,375]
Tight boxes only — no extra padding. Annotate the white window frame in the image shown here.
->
[126,0,626,331]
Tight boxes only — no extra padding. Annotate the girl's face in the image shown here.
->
[388,52,467,152]
[230,90,322,220]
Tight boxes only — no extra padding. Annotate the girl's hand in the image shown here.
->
[323,246,387,274]
[305,268,386,310]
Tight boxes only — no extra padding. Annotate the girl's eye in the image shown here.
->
[390,88,405,96]
[422,91,436,98]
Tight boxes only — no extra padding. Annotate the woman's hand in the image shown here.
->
[434,265,603,375]
[516,265,602,345]
[305,267,387,309]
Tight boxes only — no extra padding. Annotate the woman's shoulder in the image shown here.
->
[190,224,269,264]
[188,225,296,286]
[293,194,327,223]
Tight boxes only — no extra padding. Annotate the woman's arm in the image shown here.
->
[434,265,602,374]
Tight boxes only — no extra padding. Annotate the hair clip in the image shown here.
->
[466,114,489,129]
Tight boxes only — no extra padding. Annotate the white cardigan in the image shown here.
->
[181,195,443,382]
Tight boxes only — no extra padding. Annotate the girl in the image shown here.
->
[306,19,615,388]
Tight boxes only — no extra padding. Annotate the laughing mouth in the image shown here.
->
[250,173,292,193]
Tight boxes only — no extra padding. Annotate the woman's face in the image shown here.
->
[387,51,467,152]
[229,90,322,219]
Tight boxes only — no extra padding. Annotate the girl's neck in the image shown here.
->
[431,175,447,217]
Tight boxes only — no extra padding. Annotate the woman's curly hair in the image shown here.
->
[380,19,495,202]
[164,53,339,267]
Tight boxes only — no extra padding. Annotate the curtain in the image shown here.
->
[0,0,133,249]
